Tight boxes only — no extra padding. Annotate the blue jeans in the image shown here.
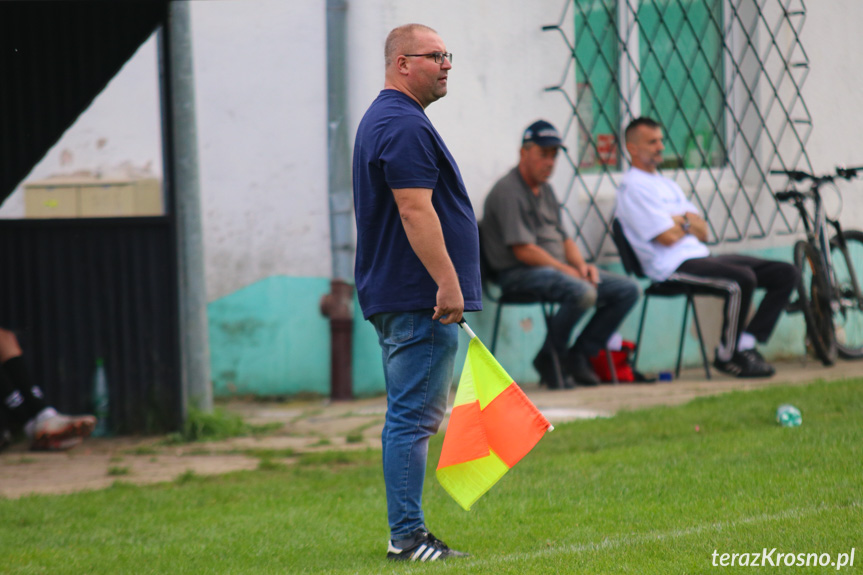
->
[370,310,458,541]
[497,267,641,356]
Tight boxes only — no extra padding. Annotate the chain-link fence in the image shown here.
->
[543,0,811,261]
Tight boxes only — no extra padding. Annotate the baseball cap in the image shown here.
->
[522,120,566,149]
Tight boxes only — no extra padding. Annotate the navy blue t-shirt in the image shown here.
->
[352,89,481,320]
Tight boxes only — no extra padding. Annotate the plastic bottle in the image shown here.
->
[92,358,111,437]
[776,404,802,427]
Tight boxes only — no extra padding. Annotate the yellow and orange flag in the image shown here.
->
[436,323,553,510]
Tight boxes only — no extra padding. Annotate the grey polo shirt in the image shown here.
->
[480,167,568,272]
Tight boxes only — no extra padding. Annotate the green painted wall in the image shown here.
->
[208,276,332,396]
[208,276,390,398]
[208,245,808,397]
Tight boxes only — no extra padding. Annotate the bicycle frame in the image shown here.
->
[784,172,863,310]
[773,165,863,361]
[829,218,863,311]
[784,179,835,292]
[807,180,836,288]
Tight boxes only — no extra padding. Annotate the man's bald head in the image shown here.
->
[384,23,437,68]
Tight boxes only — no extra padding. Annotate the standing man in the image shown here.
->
[353,24,479,562]
[615,117,799,377]
[481,120,640,387]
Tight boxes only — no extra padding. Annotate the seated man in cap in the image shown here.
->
[480,120,641,387]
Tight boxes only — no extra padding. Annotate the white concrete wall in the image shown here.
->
[194,0,576,302]
[347,0,575,221]
[3,0,862,304]
[801,0,863,228]
[191,0,331,301]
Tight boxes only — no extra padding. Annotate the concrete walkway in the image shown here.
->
[1,355,858,499]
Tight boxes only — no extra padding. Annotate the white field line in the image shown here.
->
[401,500,862,572]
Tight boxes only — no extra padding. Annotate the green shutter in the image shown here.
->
[639,0,726,168]
[574,0,621,172]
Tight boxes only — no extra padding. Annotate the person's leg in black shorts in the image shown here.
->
[0,328,95,451]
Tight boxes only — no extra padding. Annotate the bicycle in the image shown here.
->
[772,166,863,365]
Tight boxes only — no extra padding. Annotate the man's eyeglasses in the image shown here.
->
[403,52,453,65]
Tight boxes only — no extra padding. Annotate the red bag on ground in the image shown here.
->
[589,340,637,383]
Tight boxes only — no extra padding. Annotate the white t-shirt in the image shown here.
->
[615,167,710,281]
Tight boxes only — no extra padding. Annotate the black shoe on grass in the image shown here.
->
[386,531,469,562]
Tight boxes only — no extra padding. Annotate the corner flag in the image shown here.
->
[436,322,553,510]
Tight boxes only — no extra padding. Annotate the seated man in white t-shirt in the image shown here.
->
[615,117,799,378]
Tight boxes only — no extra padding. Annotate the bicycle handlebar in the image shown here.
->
[770,169,812,182]
[774,190,806,202]
[771,166,863,183]
[836,166,863,179]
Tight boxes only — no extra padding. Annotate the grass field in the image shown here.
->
[2,378,861,574]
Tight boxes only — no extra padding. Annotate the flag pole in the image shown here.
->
[458,320,477,340]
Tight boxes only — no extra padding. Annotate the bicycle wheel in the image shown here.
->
[793,240,836,365]
[829,230,863,358]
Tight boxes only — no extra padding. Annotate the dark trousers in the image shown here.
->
[497,267,641,356]
[672,254,799,362]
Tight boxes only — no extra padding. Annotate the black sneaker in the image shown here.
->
[739,349,775,376]
[566,349,600,386]
[386,531,469,562]
[713,349,774,378]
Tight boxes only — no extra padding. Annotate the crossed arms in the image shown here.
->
[653,211,709,245]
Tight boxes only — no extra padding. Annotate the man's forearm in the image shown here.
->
[393,188,461,289]
[563,238,588,274]
[512,242,593,282]
[512,243,566,270]
[685,212,709,242]
[655,213,708,245]
[401,210,460,288]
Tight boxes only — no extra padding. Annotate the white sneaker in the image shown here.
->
[30,414,96,451]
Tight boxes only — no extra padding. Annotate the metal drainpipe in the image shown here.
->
[164,0,213,415]
[320,0,354,401]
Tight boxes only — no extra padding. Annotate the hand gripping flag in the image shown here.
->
[436,321,553,510]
